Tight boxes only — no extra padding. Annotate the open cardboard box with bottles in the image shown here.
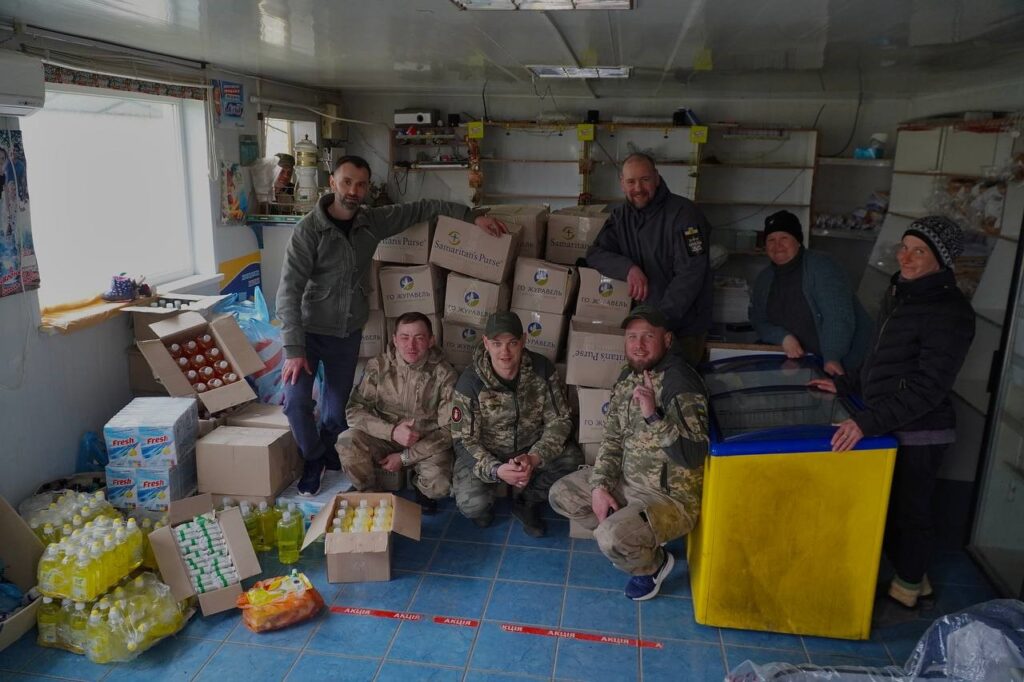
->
[301,493,421,583]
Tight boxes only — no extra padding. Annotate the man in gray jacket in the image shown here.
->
[277,155,504,496]
[586,153,713,366]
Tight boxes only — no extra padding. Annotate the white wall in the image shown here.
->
[0,292,132,503]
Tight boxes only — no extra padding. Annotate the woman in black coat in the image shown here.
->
[809,216,976,611]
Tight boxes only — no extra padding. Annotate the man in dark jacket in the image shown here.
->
[277,155,505,496]
[810,216,976,616]
[585,153,713,366]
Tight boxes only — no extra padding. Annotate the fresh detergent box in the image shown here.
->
[135,448,198,513]
[103,397,199,467]
[104,465,137,510]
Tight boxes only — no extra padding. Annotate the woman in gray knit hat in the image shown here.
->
[809,215,976,621]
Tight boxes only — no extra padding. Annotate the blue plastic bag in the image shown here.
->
[76,431,108,471]
[214,287,322,405]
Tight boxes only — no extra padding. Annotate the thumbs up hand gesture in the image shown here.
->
[632,370,658,419]
[391,418,421,447]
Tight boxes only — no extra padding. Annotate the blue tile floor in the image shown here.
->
[0,497,1000,682]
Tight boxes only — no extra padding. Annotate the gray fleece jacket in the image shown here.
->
[276,193,475,358]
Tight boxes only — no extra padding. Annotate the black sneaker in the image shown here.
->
[511,497,546,538]
[298,458,326,497]
[414,488,438,515]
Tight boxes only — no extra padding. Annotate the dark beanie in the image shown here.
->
[763,210,803,244]
[904,216,963,270]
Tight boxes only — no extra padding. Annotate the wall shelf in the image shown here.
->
[700,163,815,170]
[810,228,879,242]
[816,157,893,168]
[480,158,578,164]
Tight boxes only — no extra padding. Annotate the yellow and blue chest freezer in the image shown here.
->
[688,355,898,640]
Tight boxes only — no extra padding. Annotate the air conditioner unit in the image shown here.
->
[0,51,45,117]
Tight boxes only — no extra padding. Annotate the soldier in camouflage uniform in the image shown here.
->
[451,312,582,537]
[340,313,457,513]
[549,305,709,600]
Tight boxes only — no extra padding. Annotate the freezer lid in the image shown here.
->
[709,384,851,439]
[699,354,826,396]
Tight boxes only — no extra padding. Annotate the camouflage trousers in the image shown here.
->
[453,443,583,520]
[337,429,453,500]
[549,466,699,575]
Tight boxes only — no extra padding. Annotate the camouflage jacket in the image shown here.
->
[452,345,573,481]
[591,353,709,505]
[346,345,458,463]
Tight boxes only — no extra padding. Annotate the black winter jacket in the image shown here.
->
[837,269,975,437]
[585,181,713,336]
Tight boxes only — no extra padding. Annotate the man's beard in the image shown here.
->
[340,196,360,210]
[627,355,661,372]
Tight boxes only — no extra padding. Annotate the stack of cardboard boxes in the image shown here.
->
[363,205,631,459]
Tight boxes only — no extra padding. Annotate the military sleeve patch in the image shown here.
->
[452,406,463,423]
[683,225,705,257]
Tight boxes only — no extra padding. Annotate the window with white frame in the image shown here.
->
[20,86,203,307]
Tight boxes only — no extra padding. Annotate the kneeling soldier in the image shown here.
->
[549,305,709,600]
[451,312,582,537]
[339,312,457,513]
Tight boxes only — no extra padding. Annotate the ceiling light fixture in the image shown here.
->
[451,1,632,10]
[527,65,631,78]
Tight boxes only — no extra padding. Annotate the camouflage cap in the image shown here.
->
[484,311,523,338]
[621,304,668,330]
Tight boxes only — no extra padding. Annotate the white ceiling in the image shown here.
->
[1,0,1023,97]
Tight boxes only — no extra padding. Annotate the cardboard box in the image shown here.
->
[430,215,520,284]
[511,258,577,314]
[225,402,291,430]
[444,273,510,328]
[386,313,442,345]
[566,318,627,388]
[149,493,261,616]
[482,205,548,258]
[359,310,387,359]
[198,416,226,438]
[575,268,632,324]
[582,442,601,466]
[302,492,421,583]
[367,260,382,311]
[197,426,300,498]
[577,388,612,443]
[103,397,199,467]
[442,319,483,370]
[545,206,608,265]
[137,312,265,414]
[379,264,443,317]
[128,346,168,395]
[124,294,230,341]
[277,470,354,529]
[0,495,44,651]
[513,309,566,362]
[374,221,433,264]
